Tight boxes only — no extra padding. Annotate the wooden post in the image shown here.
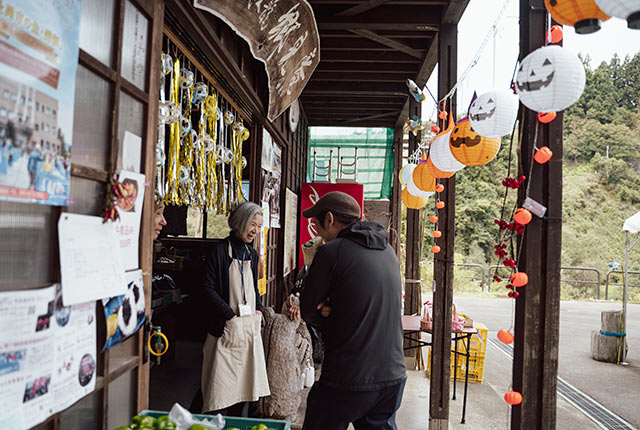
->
[429,25,457,429]
[512,1,563,428]
[591,310,628,363]
[390,126,403,255]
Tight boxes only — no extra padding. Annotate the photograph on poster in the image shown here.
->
[23,375,51,403]
[35,300,54,332]
[102,270,145,351]
[77,354,95,387]
[0,350,26,376]
[54,292,71,327]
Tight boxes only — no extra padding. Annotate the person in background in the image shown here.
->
[153,197,167,240]
[300,191,406,430]
[199,201,269,417]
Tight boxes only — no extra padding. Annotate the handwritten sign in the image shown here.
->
[193,0,319,121]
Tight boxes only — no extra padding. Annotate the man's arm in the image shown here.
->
[300,245,334,327]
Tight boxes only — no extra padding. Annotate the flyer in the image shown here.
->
[115,170,145,271]
[283,188,298,276]
[0,285,96,429]
[0,0,82,206]
[102,270,145,351]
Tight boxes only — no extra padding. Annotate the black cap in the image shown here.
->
[302,191,361,219]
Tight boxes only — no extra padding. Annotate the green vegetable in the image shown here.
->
[114,427,132,430]
[250,425,269,430]
[188,425,207,430]
[157,416,177,430]
[130,415,155,429]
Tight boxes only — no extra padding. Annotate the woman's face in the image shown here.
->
[240,214,262,243]
[153,202,167,240]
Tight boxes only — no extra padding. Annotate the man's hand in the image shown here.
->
[288,305,301,321]
[317,298,331,318]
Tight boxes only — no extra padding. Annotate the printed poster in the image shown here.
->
[261,128,273,172]
[102,270,145,351]
[270,144,281,228]
[0,0,82,206]
[115,170,145,271]
[283,188,298,276]
[0,285,96,429]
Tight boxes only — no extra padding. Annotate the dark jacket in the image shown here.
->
[200,235,264,337]
[301,221,406,391]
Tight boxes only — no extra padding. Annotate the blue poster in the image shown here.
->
[0,0,82,206]
[102,270,146,351]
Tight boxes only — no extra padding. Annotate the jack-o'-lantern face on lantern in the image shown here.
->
[517,57,555,93]
[469,97,496,122]
[449,118,501,166]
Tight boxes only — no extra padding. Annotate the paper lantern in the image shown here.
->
[515,45,586,113]
[413,161,437,192]
[399,163,417,186]
[435,184,445,193]
[510,272,529,287]
[544,0,610,34]
[407,179,434,199]
[429,215,438,223]
[534,146,553,164]
[546,24,564,43]
[514,208,532,225]
[432,230,442,238]
[595,0,640,29]
[430,116,466,174]
[498,329,514,344]
[432,245,441,253]
[402,187,427,209]
[449,118,501,166]
[537,111,557,124]
[425,157,455,179]
[504,390,523,405]
[469,91,519,138]
[436,201,445,209]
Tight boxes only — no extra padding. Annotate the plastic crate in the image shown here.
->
[454,322,488,356]
[139,410,291,430]
[426,348,485,384]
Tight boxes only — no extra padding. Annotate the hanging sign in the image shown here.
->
[114,170,145,271]
[283,187,298,276]
[193,0,320,120]
[0,0,82,206]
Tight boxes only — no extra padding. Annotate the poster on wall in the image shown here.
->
[0,0,82,206]
[283,188,298,276]
[0,285,96,429]
[261,128,272,172]
[115,170,145,271]
[102,270,145,352]
[269,144,281,228]
[298,183,364,269]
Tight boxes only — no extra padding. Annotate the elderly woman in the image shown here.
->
[200,202,270,417]
[152,198,167,240]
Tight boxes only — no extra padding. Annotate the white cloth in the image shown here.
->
[201,242,270,412]
[622,210,640,234]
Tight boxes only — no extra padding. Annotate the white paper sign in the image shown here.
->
[58,213,127,306]
[121,131,142,173]
[115,171,145,270]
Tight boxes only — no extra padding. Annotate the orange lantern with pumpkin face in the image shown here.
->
[425,157,455,179]
[402,187,427,210]
[449,118,501,166]
[504,390,523,405]
[510,272,529,287]
[498,329,514,344]
[544,0,610,34]
[413,161,437,192]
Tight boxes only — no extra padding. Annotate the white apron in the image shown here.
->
[201,242,270,412]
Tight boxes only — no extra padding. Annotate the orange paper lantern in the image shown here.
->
[544,0,610,34]
[425,157,455,179]
[510,272,529,287]
[413,161,437,192]
[432,245,441,253]
[435,184,445,193]
[497,329,514,344]
[438,111,448,120]
[436,201,445,209]
[546,24,564,43]
[449,118,501,166]
[432,230,442,238]
[431,125,440,133]
[534,146,553,164]
[514,208,532,225]
[429,215,438,223]
[401,187,428,209]
[504,390,523,405]
[537,111,557,124]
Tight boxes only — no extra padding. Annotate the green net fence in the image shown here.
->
[308,127,395,200]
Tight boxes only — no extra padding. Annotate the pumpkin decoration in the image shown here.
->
[544,0,610,34]
[429,215,438,223]
[537,111,557,124]
[402,187,428,209]
[510,272,529,287]
[399,163,417,186]
[430,115,466,174]
[498,329,514,344]
[432,230,442,238]
[514,208,532,225]
[413,161,437,192]
[432,245,441,254]
[435,184,445,193]
[504,390,523,405]
[436,201,445,209]
[534,146,553,164]
[425,157,455,179]
[546,24,564,43]
[401,163,431,198]
[515,45,586,113]
[469,90,519,138]
[595,0,640,29]
[449,118,501,166]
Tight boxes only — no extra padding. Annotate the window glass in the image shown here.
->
[121,0,149,90]
[79,0,115,66]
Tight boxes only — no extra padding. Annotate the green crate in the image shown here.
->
[140,410,291,430]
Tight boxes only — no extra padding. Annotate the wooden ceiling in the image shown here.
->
[301,0,469,128]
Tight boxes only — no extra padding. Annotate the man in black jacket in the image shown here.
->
[300,191,406,430]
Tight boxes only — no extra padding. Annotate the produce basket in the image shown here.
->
[140,410,291,430]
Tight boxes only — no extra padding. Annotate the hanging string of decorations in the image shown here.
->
[157,37,250,214]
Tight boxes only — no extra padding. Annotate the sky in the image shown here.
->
[422,0,640,122]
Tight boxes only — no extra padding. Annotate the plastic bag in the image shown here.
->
[168,403,225,430]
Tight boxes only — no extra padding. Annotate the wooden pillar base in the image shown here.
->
[429,418,449,430]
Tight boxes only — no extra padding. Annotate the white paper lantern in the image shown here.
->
[595,0,640,29]
[469,91,519,138]
[406,180,434,199]
[515,45,585,113]
[400,163,417,186]
[429,128,465,173]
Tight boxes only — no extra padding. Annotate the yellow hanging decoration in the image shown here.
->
[204,93,218,213]
[177,70,194,205]
[165,57,181,204]
[234,120,244,203]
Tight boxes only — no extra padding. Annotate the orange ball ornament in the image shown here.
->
[435,184,445,193]
[432,230,442,238]
[425,157,455,179]
[413,161,437,192]
[537,111,557,124]
[497,329,514,344]
[438,111,448,120]
[449,118,501,166]
[504,390,523,405]
[514,208,532,225]
[401,187,428,210]
[510,272,529,288]
[436,201,445,209]
[534,146,553,164]
[429,215,438,223]
[432,245,441,253]
[431,125,440,133]
[546,24,563,43]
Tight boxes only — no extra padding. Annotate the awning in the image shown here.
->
[622,210,640,234]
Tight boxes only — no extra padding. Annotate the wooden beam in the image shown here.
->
[334,0,394,17]
[511,0,562,428]
[310,71,410,83]
[348,29,425,58]
[320,50,422,63]
[430,23,458,429]
[304,81,407,94]
[318,22,439,31]
[322,30,436,39]
[320,36,428,51]
[308,119,396,127]
[337,110,400,123]
[316,62,419,73]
